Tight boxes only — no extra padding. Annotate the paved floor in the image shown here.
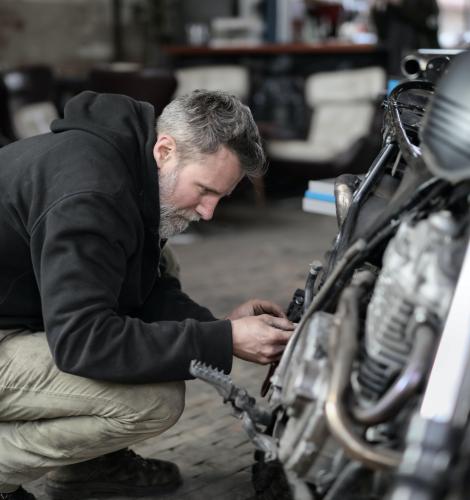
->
[27,197,337,500]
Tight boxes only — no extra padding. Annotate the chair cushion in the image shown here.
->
[267,102,375,162]
[175,65,249,101]
[305,67,385,105]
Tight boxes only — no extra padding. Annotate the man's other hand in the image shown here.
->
[231,314,295,364]
[226,299,286,320]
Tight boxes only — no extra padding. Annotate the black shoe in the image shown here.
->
[45,449,182,499]
[0,487,36,500]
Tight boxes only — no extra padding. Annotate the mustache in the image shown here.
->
[180,211,200,223]
[159,203,201,239]
[160,204,200,223]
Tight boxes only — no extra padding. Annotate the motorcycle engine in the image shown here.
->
[274,211,465,495]
[356,211,464,404]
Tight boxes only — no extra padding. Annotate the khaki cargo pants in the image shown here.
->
[0,329,185,493]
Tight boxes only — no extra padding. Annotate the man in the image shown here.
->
[0,90,294,499]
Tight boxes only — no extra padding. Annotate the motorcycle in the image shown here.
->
[190,49,470,500]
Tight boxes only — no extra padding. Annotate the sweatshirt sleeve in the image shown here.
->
[138,274,218,323]
[30,192,233,383]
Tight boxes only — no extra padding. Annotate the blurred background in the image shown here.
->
[1,0,469,193]
[1,1,469,70]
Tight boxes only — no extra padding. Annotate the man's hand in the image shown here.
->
[226,299,286,320]
[231,314,295,364]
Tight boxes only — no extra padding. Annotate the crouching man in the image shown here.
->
[0,90,294,499]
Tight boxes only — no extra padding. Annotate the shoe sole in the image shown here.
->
[44,476,183,499]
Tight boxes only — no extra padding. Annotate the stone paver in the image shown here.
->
[25,200,336,499]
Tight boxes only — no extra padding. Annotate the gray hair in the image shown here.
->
[156,90,266,178]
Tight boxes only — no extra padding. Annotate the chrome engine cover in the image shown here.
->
[359,212,464,400]
[275,312,337,490]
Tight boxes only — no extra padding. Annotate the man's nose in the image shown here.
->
[196,197,218,221]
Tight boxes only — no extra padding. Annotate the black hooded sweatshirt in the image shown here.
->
[0,91,233,383]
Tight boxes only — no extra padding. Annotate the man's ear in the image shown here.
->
[153,134,177,170]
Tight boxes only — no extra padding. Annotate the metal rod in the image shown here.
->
[324,272,402,470]
[332,142,396,260]
[353,142,395,203]
[386,80,434,167]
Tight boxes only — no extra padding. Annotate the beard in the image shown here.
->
[158,168,200,239]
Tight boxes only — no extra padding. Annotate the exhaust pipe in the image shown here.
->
[401,50,462,82]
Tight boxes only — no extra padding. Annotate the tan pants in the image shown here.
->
[0,329,185,493]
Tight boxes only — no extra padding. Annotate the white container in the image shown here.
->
[302,180,336,216]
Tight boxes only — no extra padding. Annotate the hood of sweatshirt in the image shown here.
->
[50,91,159,234]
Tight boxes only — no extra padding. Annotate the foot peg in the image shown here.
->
[190,360,277,458]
